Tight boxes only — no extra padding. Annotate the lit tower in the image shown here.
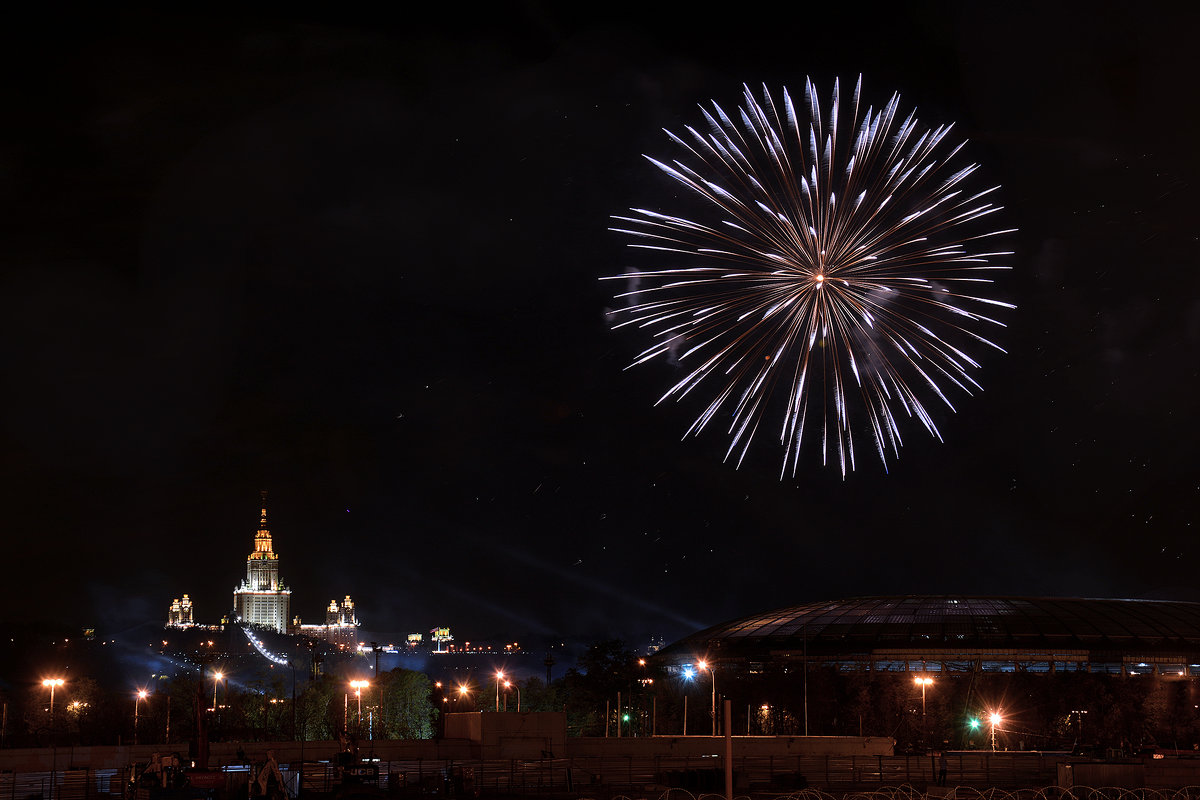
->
[167,595,194,627]
[233,491,291,633]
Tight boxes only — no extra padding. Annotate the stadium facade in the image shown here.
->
[655,596,1200,677]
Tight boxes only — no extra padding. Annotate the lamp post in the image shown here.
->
[504,681,521,712]
[989,711,1003,752]
[212,671,224,712]
[1071,709,1088,749]
[494,671,505,712]
[135,690,148,745]
[681,666,696,736]
[350,681,369,731]
[457,685,471,712]
[697,661,716,736]
[42,679,65,720]
[914,677,933,751]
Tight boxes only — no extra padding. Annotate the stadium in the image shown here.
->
[655,596,1200,677]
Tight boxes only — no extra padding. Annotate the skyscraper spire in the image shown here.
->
[235,491,290,633]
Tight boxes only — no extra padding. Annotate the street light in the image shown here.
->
[989,711,1003,752]
[42,679,65,719]
[1071,709,1088,749]
[680,666,696,736]
[135,690,148,744]
[494,671,505,712]
[212,671,224,712]
[504,680,521,712]
[350,680,369,727]
[697,661,717,736]
[914,677,933,751]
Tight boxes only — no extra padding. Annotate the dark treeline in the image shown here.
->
[1,668,436,748]
[5,640,1200,752]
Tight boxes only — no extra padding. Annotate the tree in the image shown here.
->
[561,640,642,736]
[377,668,436,740]
[295,674,342,741]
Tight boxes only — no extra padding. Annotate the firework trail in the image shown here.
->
[606,77,1015,476]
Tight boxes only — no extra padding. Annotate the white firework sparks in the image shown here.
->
[606,77,1015,476]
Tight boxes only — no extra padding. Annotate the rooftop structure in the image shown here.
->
[656,595,1200,676]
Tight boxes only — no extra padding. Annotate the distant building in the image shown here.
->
[167,595,195,627]
[292,595,360,650]
[232,493,291,633]
[431,626,453,652]
[327,595,358,627]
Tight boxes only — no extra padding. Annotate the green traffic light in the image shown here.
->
[622,714,630,721]
[968,717,980,729]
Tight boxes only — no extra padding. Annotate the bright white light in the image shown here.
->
[241,626,288,666]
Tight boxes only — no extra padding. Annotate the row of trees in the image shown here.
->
[1,667,436,748]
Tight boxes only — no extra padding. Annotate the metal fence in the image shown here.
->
[6,753,1194,799]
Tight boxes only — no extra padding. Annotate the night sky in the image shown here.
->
[1,4,1197,648]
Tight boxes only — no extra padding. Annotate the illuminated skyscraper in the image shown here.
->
[233,492,291,633]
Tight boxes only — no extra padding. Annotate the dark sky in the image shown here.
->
[1,4,1197,648]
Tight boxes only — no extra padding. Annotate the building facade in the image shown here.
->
[167,594,194,627]
[326,595,358,627]
[292,595,360,649]
[233,494,291,633]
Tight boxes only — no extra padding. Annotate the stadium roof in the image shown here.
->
[657,596,1200,667]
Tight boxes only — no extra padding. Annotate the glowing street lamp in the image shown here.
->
[135,690,148,745]
[697,661,717,736]
[42,679,65,718]
[989,711,1003,752]
[350,680,370,725]
[494,671,505,712]
[680,666,697,736]
[914,676,933,750]
[212,671,224,712]
[504,680,521,712]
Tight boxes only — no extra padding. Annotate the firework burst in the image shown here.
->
[606,77,1015,476]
